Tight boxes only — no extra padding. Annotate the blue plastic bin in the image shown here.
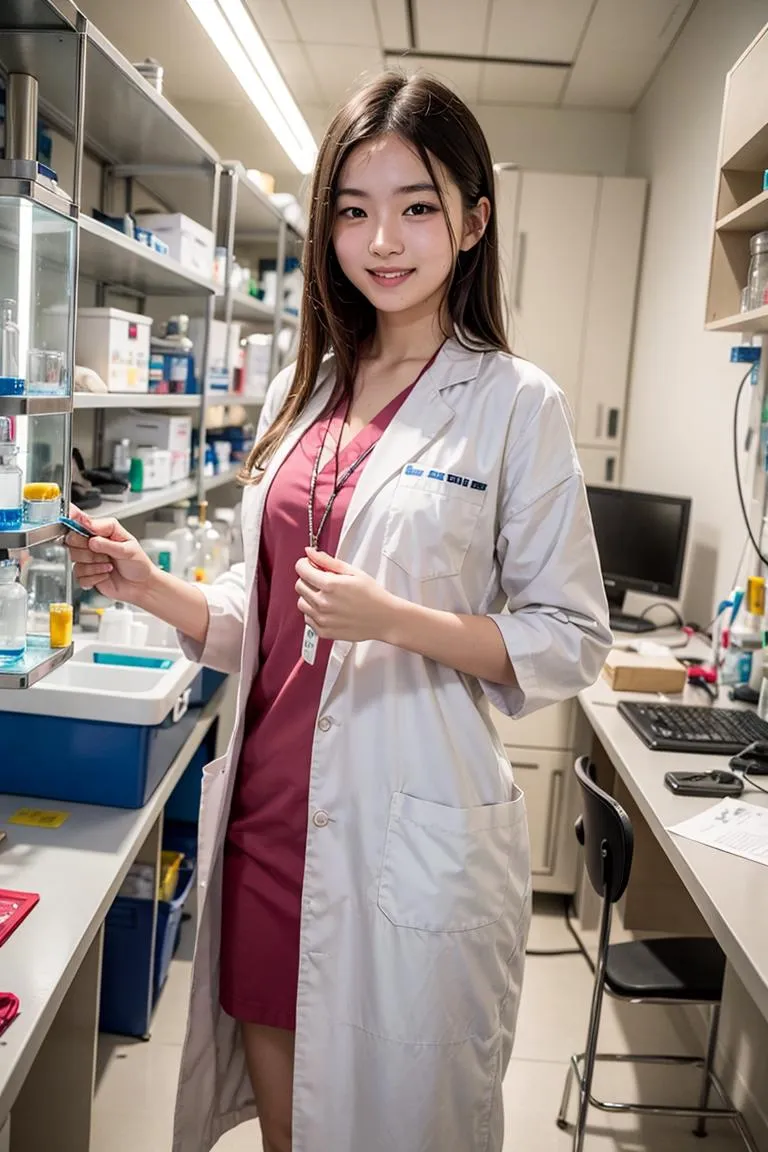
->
[99,858,196,1037]
[0,705,199,809]
[188,667,227,707]
[165,732,215,824]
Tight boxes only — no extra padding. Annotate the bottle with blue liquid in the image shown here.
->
[0,417,22,531]
[0,559,27,665]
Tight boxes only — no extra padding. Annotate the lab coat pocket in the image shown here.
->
[378,788,525,933]
[382,471,484,580]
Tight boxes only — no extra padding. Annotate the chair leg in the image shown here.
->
[694,1003,720,1138]
[573,896,613,1152]
[557,1057,575,1129]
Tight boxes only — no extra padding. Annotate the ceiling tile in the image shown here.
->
[270,40,323,104]
[243,0,297,41]
[563,0,696,109]
[374,0,410,51]
[284,0,380,46]
[485,0,593,61]
[479,62,568,105]
[385,53,481,103]
[307,43,385,104]
[415,0,490,55]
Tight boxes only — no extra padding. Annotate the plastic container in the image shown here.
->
[99,857,196,1036]
[76,307,152,393]
[0,560,27,664]
[189,502,225,583]
[23,482,61,523]
[0,643,200,807]
[99,602,134,646]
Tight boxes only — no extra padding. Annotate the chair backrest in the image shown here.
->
[573,756,634,904]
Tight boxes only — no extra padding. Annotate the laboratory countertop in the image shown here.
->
[0,689,222,1123]
[579,640,768,1023]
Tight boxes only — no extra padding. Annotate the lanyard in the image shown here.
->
[307,398,375,549]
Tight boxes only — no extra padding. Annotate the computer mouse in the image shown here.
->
[744,740,768,759]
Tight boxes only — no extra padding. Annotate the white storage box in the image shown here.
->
[188,318,241,392]
[243,334,271,400]
[105,412,192,484]
[76,308,152,393]
[136,213,215,279]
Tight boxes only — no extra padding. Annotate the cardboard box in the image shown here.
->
[105,412,192,484]
[188,318,241,393]
[601,650,687,694]
[135,213,214,279]
[77,308,152,392]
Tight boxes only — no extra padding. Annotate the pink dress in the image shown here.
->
[220,385,414,1029]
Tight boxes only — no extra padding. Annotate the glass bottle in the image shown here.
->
[747,231,768,310]
[0,416,23,531]
[0,299,21,396]
[0,559,28,664]
[188,500,224,583]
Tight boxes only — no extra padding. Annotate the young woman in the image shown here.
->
[68,73,611,1152]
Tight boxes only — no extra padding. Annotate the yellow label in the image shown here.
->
[8,807,69,828]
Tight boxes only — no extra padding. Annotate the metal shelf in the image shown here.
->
[222,162,284,238]
[0,639,73,690]
[206,394,264,407]
[0,395,72,416]
[78,216,219,297]
[89,478,197,523]
[0,10,220,219]
[205,465,242,491]
[74,391,203,411]
[216,292,276,326]
[0,521,65,549]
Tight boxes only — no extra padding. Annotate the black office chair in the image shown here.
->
[557,756,758,1152]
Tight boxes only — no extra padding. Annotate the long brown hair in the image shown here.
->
[242,71,509,481]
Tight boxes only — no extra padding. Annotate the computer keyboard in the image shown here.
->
[618,701,768,754]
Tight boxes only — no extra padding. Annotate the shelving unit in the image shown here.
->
[73,392,202,410]
[78,216,219,298]
[706,25,768,331]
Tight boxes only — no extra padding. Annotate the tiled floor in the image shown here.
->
[91,895,746,1151]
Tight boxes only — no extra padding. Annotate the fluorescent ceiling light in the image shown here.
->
[185,0,317,174]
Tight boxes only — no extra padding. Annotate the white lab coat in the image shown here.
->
[172,338,611,1152]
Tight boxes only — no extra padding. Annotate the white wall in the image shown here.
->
[623,0,768,626]
[476,104,631,176]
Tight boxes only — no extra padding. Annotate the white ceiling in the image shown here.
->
[78,0,698,192]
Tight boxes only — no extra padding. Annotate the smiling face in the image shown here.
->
[332,133,488,324]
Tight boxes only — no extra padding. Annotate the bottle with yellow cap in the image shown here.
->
[187,500,224,583]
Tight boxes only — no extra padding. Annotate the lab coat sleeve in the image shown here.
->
[176,364,296,670]
[480,377,613,718]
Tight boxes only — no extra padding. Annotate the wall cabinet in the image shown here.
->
[495,168,647,484]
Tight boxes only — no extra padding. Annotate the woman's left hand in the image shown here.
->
[295,547,399,643]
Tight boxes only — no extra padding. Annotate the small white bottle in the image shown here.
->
[0,416,22,531]
[0,559,27,664]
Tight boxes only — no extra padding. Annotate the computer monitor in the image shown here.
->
[586,486,692,633]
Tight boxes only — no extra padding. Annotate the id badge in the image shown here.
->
[302,621,319,665]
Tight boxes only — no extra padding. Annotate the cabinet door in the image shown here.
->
[576,178,647,447]
[512,172,599,409]
[577,445,621,487]
[505,746,578,892]
[490,699,576,752]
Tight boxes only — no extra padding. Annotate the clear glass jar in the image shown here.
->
[0,560,27,664]
[0,298,20,388]
[747,230,768,309]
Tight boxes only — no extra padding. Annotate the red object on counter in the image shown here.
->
[0,889,39,948]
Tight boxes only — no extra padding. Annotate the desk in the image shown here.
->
[579,685,768,1021]
[0,683,228,1152]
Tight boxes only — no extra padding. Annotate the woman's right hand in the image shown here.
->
[64,507,154,605]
